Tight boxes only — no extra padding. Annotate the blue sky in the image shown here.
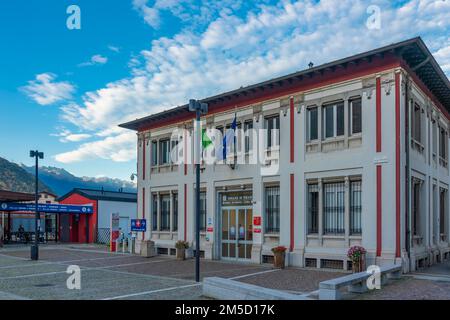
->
[0,0,449,180]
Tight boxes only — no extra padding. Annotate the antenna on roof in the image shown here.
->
[308,62,314,69]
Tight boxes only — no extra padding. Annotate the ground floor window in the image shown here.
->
[265,186,280,233]
[173,193,178,232]
[440,188,447,237]
[307,184,319,234]
[412,180,422,236]
[160,194,171,231]
[152,194,157,231]
[323,182,345,235]
[350,180,362,235]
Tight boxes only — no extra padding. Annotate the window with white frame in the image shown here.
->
[152,194,158,231]
[350,97,362,135]
[265,185,280,233]
[307,183,319,234]
[412,103,422,144]
[323,182,345,235]
[173,193,178,232]
[440,188,447,238]
[160,194,171,231]
[159,139,170,165]
[322,101,344,139]
[264,115,280,148]
[307,106,318,141]
[151,140,158,166]
[412,180,422,237]
[350,180,362,235]
[439,126,448,166]
[244,120,253,153]
[170,139,179,164]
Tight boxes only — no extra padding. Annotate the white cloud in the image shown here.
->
[78,54,108,67]
[21,73,75,106]
[108,45,121,53]
[56,0,450,164]
[54,131,136,163]
[51,128,91,143]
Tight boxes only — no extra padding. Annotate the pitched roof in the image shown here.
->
[119,37,450,132]
[58,188,137,203]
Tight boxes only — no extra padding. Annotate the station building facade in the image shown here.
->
[120,38,450,272]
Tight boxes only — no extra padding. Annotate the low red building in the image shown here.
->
[58,188,137,244]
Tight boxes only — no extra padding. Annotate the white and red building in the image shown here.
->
[120,38,450,272]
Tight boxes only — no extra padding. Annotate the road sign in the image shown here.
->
[131,219,147,232]
[0,202,93,214]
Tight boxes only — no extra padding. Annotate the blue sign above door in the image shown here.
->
[0,202,93,214]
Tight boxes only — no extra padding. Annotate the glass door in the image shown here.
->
[221,207,252,260]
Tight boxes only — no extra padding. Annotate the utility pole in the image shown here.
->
[30,150,44,260]
[189,99,208,282]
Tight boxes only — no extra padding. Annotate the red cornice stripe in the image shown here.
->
[395,72,401,258]
[376,165,382,257]
[138,56,402,133]
[376,77,382,153]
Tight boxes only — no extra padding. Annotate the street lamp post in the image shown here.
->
[189,99,208,283]
[30,150,44,261]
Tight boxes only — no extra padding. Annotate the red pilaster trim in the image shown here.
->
[142,187,145,241]
[376,165,382,257]
[142,137,146,180]
[290,174,294,252]
[290,97,295,163]
[395,72,401,258]
[184,184,187,241]
[376,77,382,153]
[184,130,187,176]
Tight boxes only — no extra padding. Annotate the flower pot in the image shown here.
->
[176,248,186,260]
[352,254,366,273]
[273,252,285,269]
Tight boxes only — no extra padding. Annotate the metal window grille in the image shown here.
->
[350,180,362,235]
[413,182,420,236]
[160,194,171,231]
[173,193,178,231]
[265,186,280,233]
[440,188,446,235]
[307,184,319,234]
[152,194,158,231]
[323,182,345,234]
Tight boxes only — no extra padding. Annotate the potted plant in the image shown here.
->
[175,240,189,260]
[271,246,287,269]
[347,245,366,273]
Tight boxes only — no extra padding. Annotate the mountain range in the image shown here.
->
[0,156,136,196]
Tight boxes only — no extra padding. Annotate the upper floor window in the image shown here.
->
[350,97,362,135]
[265,115,280,148]
[307,107,318,141]
[440,127,447,160]
[159,139,170,165]
[244,120,253,153]
[151,140,158,166]
[412,103,422,143]
[323,101,344,139]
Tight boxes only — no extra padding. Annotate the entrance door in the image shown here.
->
[221,207,253,260]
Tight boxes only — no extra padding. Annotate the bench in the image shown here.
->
[203,277,310,300]
[319,264,402,300]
